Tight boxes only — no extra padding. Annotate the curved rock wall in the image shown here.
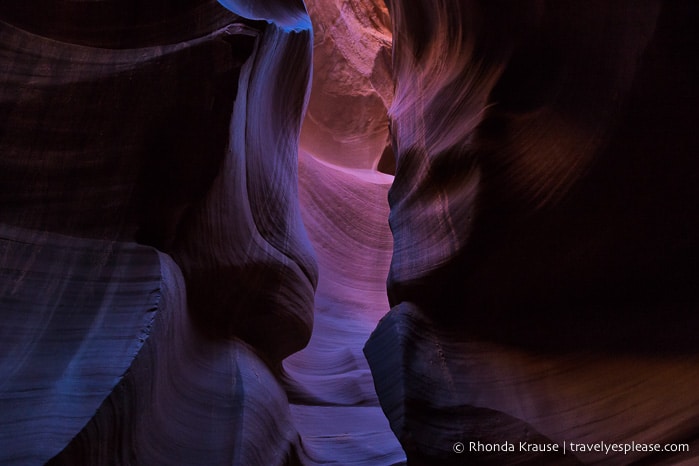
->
[366,1,699,464]
[1,1,316,464]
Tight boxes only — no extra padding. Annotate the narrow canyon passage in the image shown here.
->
[280,1,405,462]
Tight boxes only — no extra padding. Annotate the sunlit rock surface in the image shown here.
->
[300,0,392,171]
[0,0,316,464]
[366,1,699,465]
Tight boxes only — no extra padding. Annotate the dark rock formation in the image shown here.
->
[366,0,699,464]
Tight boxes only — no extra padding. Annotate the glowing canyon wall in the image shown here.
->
[2,0,699,465]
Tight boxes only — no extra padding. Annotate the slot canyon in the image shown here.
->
[1,1,698,465]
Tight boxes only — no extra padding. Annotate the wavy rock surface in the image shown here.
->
[283,151,403,465]
[0,1,316,464]
[366,1,699,464]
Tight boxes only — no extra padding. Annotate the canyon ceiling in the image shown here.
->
[1,1,698,465]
